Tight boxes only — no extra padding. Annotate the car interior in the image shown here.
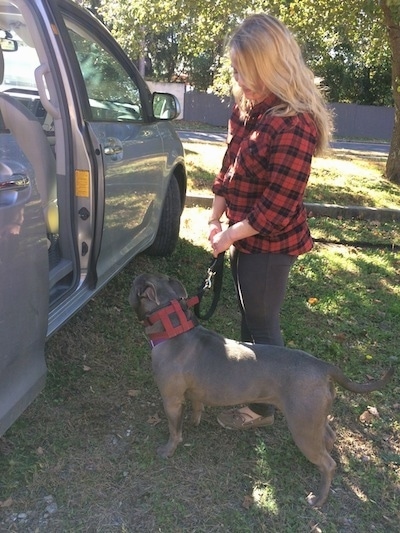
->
[0,2,75,304]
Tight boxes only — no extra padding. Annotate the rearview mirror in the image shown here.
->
[0,30,18,51]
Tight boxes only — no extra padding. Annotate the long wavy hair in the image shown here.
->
[229,13,333,155]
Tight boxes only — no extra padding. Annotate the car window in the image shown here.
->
[68,29,143,122]
[1,41,38,91]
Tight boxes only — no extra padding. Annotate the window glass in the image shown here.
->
[1,41,38,91]
[68,30,143,122]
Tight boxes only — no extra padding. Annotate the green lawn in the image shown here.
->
[0,136,399,532]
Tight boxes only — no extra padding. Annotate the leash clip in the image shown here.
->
[194,252,225,320]
[204,268,216,290]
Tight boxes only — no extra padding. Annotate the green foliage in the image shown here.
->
[95,0,392,104]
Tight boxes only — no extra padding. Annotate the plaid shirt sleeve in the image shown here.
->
[212,101,317,255]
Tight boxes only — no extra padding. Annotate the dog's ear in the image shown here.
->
[167,278,187,299]
[140,282,160,305]
[129,277,160,309]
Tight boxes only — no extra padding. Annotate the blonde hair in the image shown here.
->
[229,13,333,155]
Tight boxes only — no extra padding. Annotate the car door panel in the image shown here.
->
[88,121,165,279]
[0,134,49,435]
[63,20,167,282]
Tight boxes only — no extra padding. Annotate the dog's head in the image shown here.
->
[129,273,188,321]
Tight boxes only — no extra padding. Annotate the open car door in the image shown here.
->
[0,135,49,435]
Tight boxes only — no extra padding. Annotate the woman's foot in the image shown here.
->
[217,406,274,430]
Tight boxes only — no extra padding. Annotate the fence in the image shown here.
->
[183,89,394,140]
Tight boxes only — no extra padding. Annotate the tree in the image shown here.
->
[95,0,399,182]
[381,0,400,184]
[257,0,399,183]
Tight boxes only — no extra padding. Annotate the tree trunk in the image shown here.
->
[382,1,400,184]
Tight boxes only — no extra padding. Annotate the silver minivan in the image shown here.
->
[0,0,186,435]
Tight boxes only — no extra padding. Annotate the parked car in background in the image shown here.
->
[0,0,186,436]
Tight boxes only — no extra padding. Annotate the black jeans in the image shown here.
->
[230,247,296,416]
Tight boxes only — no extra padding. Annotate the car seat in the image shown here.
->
[0,46,59,241]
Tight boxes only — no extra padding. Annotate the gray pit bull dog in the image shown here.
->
[129,272,394,507]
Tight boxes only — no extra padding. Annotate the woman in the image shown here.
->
[208,13,332,430]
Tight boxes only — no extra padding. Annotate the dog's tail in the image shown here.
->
[330,366,394,393]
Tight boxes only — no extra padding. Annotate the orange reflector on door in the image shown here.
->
[75,170,90,198]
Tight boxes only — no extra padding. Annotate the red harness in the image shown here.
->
[144,296,199,347]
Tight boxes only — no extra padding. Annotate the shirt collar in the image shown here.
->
[249,93,281,115]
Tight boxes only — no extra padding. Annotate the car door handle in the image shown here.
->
[0,174,30,191]
[103,138,123,160]
[104,145,122,155]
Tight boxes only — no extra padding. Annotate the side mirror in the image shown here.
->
[152,92,180,120]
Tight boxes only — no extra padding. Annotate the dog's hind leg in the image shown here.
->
[190,398,204,426]
[286,411,336,508]
[157,396,185,458]
[325,422,336,452]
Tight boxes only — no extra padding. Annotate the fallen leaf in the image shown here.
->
[242,495,254,509]
[367,405,380,418]
[333,333,346,342]
[359,406,380,423]
[308,297,319,305]
[0,497,13,508]
[147,413,162,426]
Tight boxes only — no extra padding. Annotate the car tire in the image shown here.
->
[146,175,182,256]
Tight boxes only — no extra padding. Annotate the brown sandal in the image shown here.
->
[217,408,274,430]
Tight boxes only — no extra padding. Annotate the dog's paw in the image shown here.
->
[306,492,324,508]
[191,412,202,426]
[157,443,176,458]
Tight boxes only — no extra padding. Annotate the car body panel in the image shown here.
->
[0,136,48,435]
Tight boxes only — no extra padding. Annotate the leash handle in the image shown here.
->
[194,252,225,320]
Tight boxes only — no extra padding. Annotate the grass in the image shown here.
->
[0,131,399,532]
[184,140,399,211]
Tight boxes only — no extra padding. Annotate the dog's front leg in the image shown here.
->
[157,397,184,458]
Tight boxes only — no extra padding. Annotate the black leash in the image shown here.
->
[193,252,225,320]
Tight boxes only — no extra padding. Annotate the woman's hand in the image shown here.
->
[210,227,234,257]
[210,219,259,256]
[208,219,223,257]
[208,219,222,241]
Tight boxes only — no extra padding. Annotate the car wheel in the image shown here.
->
[146,175,182,256]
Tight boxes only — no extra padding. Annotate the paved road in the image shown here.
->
[177,130,390,154]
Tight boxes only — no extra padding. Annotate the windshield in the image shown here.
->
[1,39,38,91]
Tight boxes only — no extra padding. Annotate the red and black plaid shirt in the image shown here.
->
[212,94,317,255]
